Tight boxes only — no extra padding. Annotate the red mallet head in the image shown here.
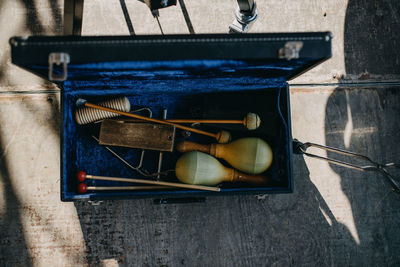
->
[77,171,86,182]
[77,183,88,194]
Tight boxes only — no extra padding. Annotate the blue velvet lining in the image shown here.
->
[55,59,298,200]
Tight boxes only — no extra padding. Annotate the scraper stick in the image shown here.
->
[77,99,231,143]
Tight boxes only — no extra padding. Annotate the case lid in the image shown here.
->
[9,33,332,200]
[10,33,332,85]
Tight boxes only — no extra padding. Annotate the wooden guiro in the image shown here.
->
[77,99,231,143]
[176,138,273,174]
[175,151,271,186]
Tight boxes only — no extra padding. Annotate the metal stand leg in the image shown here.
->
[64,0,84,35]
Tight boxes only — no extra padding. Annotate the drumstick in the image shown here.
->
[77,99,231,143]
[77,171,221,192]
[77,183,170,193]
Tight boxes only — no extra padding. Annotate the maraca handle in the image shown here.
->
[176,141,213,154]
[231,169,270,185]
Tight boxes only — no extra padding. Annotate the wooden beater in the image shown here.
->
[76,99,231,143]
[120,112,261,130]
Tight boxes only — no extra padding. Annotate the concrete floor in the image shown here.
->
[0,0,400,266]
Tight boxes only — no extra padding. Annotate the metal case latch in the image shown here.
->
[279,42,304,60]
[48,52,70,81]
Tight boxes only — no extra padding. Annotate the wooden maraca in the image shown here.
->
[176,137,273,174]
[175,151,271,186]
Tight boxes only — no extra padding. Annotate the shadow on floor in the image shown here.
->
[0,0,62,265]
[324,87,400,265]
[73,154,359,265]
[0,135,32,266]
[72,0,400,265]
[323,0,400,265]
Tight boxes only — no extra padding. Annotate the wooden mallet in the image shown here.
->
[77,183,170,193]
[77,171,221,192]
[76,99,231,143]
[119,113,261,130]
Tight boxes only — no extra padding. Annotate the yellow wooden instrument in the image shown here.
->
[176,137,273,174]
[175,151,270,186]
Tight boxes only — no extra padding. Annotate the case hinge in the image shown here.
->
[278,41,304,60]
[88,200,103,206]
[48,52,70,81]
[154,197,206,204]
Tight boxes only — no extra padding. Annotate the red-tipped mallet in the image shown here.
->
[77,171,87,182]
[77,183,169,193]
[78,183,88,193]
[76,171,220,192]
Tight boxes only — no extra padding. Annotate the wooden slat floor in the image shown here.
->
[0,0,399,266]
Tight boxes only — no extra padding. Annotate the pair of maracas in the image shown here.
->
[175,137,274,186]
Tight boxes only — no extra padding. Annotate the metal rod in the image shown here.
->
[91,135,150,177]
[294,140,400,195]
[157,109,168,180]
[119,0,135,35]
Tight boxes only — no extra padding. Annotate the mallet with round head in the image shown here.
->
[119,112,261,130]
[76,99,231,143]
[76,171,220,192]
[77,183,169,193]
